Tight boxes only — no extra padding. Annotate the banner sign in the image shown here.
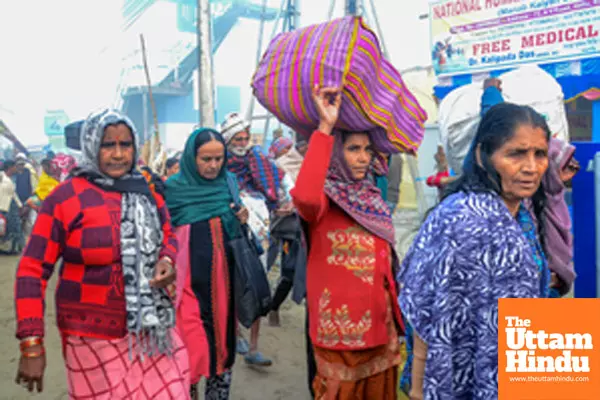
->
[44,110,70,138]
[429,0,600,76]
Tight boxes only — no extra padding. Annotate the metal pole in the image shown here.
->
[293,0,300,28]
[345,0,360,16]
[246,0,287,122]
[139,34,161,159]
[594,152,600,297]
[142,91,149,144]
[269,0,287,40]
[197,0,216,127]
[286,0,298,31]
[245,0,269,122]
[366,0,387,56]
[327,0,336,20]
[365,0,428,218]
[263,116,272,149]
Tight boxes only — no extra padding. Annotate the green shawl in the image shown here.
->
[165,128,240,237]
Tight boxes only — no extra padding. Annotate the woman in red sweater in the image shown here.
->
[292,87,404,399]
[14,109,189,399]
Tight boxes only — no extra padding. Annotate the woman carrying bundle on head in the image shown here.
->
[291,86,405,400]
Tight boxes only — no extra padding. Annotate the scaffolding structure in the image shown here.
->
[245,0,301,142]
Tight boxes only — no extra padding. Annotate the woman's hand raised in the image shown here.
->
[312,85,342,136]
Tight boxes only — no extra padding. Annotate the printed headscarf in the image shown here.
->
[51,153,77,182]
[276,146,304,183]
[324,132,394,244]
[269,137,294,159]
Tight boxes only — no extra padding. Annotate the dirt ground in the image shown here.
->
[0,254,311,400]
[0,211,418,400]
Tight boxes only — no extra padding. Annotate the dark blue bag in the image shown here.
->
[225,174,272,328]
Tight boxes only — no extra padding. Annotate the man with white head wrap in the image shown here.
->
[220,112,295,367]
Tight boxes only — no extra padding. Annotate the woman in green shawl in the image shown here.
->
[166,128,248,400]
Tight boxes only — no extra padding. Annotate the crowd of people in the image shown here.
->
[0,151,76,254]
[10,77,578,400]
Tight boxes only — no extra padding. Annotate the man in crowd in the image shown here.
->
[221,113,294,367]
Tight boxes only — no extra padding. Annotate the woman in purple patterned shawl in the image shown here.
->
[398,103,552,399]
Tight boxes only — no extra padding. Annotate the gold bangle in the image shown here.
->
[22,349,45,358]
[20,337,43,351]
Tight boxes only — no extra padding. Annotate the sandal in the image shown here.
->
[244,351,273,367]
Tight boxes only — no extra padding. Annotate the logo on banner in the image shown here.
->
[504,315,592,373]
[498,299,600,400]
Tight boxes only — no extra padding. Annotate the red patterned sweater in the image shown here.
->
[291,131,403,351]
[14,177,177,340]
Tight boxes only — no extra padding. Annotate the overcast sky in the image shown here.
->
[0,0,430,146]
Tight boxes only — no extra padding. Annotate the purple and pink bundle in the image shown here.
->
[251,16,428,154]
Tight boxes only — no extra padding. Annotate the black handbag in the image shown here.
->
[226,175,272,328]
[229,224,273,328]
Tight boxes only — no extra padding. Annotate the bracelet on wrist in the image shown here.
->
[160,256,174,266]
[22,348,45,358]
[20,337,43,351]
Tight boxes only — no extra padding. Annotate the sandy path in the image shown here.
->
[0,255,310,400]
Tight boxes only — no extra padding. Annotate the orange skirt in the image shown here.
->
[313,347,399,400]
[312,291,402,400]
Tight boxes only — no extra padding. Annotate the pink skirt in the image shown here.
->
[64,330,190,400]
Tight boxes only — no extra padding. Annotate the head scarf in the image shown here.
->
[72,109,175,356]
[276,146,304,183]
[15,153,27,165]
[228,146,285,210]
[269,137,294,159]
[52,153,77,182]
[34,155,61,201]
[324,132,394,244]
[165,157,179,170]
[220,112,250,143]
[542,138,576,293]
[34,169,59,201]
[165,128,241,237]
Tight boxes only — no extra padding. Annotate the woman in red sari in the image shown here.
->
[292,87,404,399]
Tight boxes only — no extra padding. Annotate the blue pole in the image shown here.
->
[593,100,600,143]
[345,0,358,16]
[595,152,600,298]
